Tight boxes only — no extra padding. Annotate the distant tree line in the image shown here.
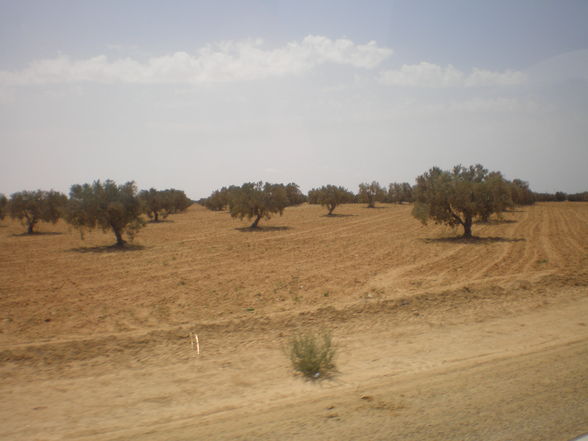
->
[2,166,586,242]
[1,181,192,246]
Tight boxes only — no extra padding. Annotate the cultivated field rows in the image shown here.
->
[1,202,587,440]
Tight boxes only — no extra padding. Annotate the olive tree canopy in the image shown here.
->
[65,180,145,246]
[229,182,289,228]
[358,181,386,208]
[0,194,7,221]
[309,185,354,215]
[9,190,67,234]
[412,164,513,239]
[139,188,192,222]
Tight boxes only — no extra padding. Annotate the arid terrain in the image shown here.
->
[1,202,587,441]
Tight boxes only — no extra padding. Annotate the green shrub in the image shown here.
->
[287,330,337,380]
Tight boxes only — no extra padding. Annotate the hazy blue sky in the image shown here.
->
[1,0,587,198]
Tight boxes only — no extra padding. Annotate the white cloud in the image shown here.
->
[379,62,464,87]
[465,68,526,87]
[379,62,525,88]
[0,35,392,86]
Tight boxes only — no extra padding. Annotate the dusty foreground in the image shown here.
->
[1,202,587,440]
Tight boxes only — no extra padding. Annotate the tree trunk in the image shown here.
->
[27,221,35,234]
[113,228,126,247]
[250,214,262,228]
[328,204,335,215]
[154,211,159,222]
[462,215,473,239]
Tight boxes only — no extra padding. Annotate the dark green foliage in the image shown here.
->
[412,164,513,239]
[510,179,535,206]
[287,330,337,380]
[202,186,238,211]
[358,181,386,208]
[284,183,307,206]
[554,191,567,202]
[309,185,354,215]
[229,182,289,228]
[0,194,7,221]
[140,188,192,221]
[139,188,167,222]
[567,191,588,202]
[165,189,192,214]
[65,180,145,246]
[388,182,414,204]
[9,190,67,234]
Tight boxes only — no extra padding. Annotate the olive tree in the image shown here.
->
[412,164,512,239]
[203,186,239,211]
[9,190,67,234]
[65,180,145,246]
[510,179,535,206]
[0,194,7,221]
[285,183,307,206]
[229,182,289,228]
[139,188,192,221]
[358,181,386,208]
[310,185,354,215]
[388,182,414,204]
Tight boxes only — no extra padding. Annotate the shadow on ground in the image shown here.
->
[423,236,526,244]
[475,219,518,225]
[69,244,146,253]
[236,226,292,233]
[12,231,64,237]
[321,213,356,218]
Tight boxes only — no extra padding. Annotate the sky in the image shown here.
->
[1,0,587,199]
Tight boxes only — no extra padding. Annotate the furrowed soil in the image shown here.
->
[1,202,587,441]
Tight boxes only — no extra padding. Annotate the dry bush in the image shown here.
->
[287,330,337,380]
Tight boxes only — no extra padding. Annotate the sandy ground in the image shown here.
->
[0,202,587,440]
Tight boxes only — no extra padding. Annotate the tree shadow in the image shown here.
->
[147,219,175,224]
[423,236,525,244]
[364,206,388,209]
[236,226,292,233]
[69,244,146,253]
[12,231,64,237]
[321,213,356,218]
[475,219,517,225]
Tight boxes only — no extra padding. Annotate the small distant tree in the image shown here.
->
[285,183,307,206]
[139,188,191,222]
[554,191,567,202]
[388,182,414,204]
[202,186,238,211]
[510,179,535,206]
[310,185,354,215]
[229,182,289,228]
[9,190,67,234]
[139,188,168,222]
[567,191,588,202]
[358,181,386,208]
[0,194,7,221]
[478,172,514,222]
[65,180,145,247]
[412,164,512,239]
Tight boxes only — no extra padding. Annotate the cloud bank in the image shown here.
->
[0,35,393,86]
[379,62,526,87]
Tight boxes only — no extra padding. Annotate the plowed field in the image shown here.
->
[1,202,587,440]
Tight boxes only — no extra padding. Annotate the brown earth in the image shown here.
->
[0,202,587,441]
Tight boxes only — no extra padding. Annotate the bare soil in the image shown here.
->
[1,202,587,441]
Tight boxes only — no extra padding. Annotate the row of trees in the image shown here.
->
[201,165,582,238]
[2,165,584,242]
[0,182,192,246]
